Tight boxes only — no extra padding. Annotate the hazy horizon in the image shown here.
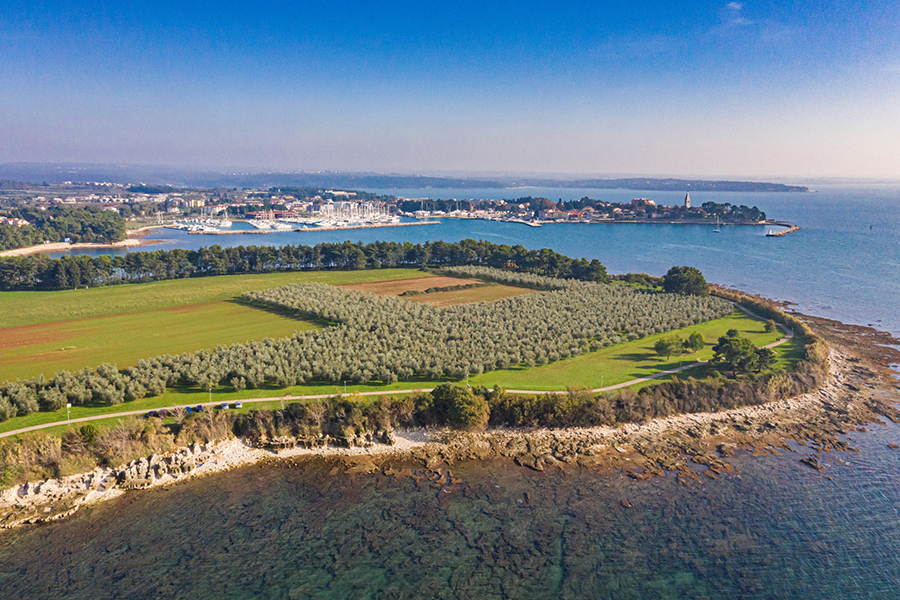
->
[2,2,899,179]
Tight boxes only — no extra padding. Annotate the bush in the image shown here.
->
[80,423,99,444]
[432,384,490,429]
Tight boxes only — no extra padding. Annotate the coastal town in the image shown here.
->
[1,180,782,245]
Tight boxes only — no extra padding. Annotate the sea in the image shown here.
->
[2,184,898,598]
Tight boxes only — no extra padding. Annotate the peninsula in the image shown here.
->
[1,243,897,530]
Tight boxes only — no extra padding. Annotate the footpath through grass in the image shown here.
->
[0,309,790,436]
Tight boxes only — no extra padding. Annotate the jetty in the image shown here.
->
[766,223,801,237]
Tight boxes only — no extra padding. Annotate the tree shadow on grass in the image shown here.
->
[611,352,654,363]
[227,297,333,328]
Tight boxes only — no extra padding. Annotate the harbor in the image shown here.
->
[183,220,441,234]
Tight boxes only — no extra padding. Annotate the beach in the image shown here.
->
[0,236,155,256]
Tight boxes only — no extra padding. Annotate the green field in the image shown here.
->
[0,269,431,381]
[468,309,785,391]
[0,302,318,381]
[0,307,792,436]
[1,268,431,328]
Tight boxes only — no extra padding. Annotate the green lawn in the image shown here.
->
[0,301,318,381]
[627,335,806,390]
[0,309,792,436]
[0,269,432,382]
[469,309,785,391]
[0,268,430,328]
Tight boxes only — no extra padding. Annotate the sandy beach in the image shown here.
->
[0,235,157,257]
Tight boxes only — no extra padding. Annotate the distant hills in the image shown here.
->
[0,163,810,193]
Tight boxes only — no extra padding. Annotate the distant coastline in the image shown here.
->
[0,164,810,192]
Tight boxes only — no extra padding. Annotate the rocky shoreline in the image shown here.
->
[2,314,898,531]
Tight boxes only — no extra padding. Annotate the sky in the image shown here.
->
[1,1,899,179]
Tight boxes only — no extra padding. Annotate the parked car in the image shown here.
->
[158,409,169,418]
[234,401,243,409]
[146,411,159,418]
[194,405,204,412]
[219,403,229,410]
[184,406,193,414]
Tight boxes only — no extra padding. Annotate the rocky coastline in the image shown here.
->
[2,313,898,531]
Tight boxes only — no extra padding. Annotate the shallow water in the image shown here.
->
[2,419,900,599]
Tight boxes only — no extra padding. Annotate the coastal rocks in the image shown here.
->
[0,440,237,529]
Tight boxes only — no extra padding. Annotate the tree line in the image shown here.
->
[0,239,610,291]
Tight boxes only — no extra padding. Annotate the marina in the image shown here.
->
[185,220,441,234]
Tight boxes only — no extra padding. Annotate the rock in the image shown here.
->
[800,455,825,471]
[686,426,704,439]
[515,453,544,471]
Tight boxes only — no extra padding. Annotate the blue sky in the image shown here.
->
[1,1,899,178]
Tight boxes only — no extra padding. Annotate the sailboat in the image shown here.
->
[713,214,721,233]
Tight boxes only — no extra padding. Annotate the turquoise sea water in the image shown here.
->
[8,184,895,598]
[1,420,900,599]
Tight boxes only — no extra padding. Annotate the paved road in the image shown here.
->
[0,308,793,439]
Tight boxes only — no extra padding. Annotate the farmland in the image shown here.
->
[340,275,481,295]
[0,266,797,434]
[341,275,535,306]
[0,302,317,381]
[1,268,431,328]
[0,269,431,381]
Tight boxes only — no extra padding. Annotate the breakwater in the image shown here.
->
[766,222,802,237]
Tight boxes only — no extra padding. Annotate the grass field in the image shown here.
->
[468,309,786,391]
[0,308,792,436]
[0,269,431,381]
[407,284,536,306]
[0,301,318,381]
[0,268,431,328]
